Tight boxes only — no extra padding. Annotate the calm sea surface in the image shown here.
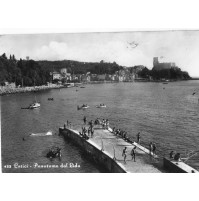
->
[1,81,199,172]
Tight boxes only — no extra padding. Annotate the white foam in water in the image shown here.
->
[46,131,53,135]
[30,131,52,136]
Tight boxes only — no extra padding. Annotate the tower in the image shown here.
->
[153,57,159,67]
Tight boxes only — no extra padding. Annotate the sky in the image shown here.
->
[0,31,199,77]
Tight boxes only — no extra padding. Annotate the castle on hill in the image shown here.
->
[152,57,177,71]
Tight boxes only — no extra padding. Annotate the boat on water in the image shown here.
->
[82,105,89,109]
[80,86,85,88]
[48,98,54,101]
[46,146,61,158]
[64,83,74,88]
[77,104,89,110]
[29,102,40,109]
[96,104,106,108]
[29,95,40,109]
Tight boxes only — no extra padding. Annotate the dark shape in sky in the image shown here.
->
[127,41,138,49]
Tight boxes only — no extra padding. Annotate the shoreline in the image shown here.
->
[0,79,194,96]
[0,85,62,96]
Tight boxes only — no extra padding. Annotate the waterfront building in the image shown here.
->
[60,68,67,74]
[1,82,16,89]
[105,74,112,81]
[90,74,98,81]
[81,73,91,82]
[118,75,124,82]
[52,72,62,80]
[97,74,106,81]
[111,74,118,81]
[52,68,71,82]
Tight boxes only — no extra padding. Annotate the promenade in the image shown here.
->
[0,84,62,95]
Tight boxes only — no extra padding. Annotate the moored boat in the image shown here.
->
[77,104,89,110]
[29,95,40,109]
[29,102,40,109]
[96,104,106,108]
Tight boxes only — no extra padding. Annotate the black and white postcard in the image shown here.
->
[1,31,199,173]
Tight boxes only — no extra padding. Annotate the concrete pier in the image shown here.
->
[59,125,162,173]
[60,123,198,173]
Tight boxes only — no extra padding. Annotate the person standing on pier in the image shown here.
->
[152,143,156,155]
[137,132,141,144]
[91,127,94,138]
[106,119,109,129]
[88,127,91,136]
[122,147,127,164]
[149,142,153,155]
[83,116,87,125]
[131,147,136,162]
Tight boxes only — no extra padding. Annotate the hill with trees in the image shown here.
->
[0,53,51,86]
[0,52,191,87]
[37,60,123,74]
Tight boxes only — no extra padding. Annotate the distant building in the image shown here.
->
[153,57,176,71]
[90,74,98,81]
[97,74,106,81]
[52,68,71,82]
[81,74,90,82]
[111,74,118,81]
[52,72,62,80]
[105,74,112,81]
[60,68,67,74]
[2,82,16,88]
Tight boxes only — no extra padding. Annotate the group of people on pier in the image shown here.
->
[101,119,109,129]
[122,146,137,163]
[169,151,182,161]
[64,116,158,164]
[112,127,133,143]
[149,142,157,156]
[112,127,158,163]
[64,120,72,129]
[80,127,90,140]
[92,117,110,129]
[80,116,95,140]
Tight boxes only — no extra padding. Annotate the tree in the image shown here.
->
[1,53,7,59]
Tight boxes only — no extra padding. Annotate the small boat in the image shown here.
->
[48,98,54,101]
[163,82,168,84]
[82,105,89,109]
[46,146,61,158]
[64,83,74,88]
[29,95,40,109]
[77,105,89,110]
[96,104,106,108]
[80,86,85,88]
[29,102,41,109]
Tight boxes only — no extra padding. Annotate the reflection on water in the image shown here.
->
[1,81,199,172]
